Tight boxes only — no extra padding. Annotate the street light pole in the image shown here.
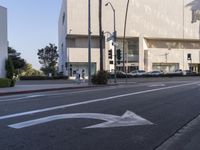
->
[88,0,92,85]
[105,2,117,83]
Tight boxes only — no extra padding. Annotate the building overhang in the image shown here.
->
[144,37,200,42]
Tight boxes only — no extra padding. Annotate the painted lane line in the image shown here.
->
[149,84,165,87]
[0,95,45,102]
[0,82,199,121]
[8,111,153,129]
[0,86,118,103]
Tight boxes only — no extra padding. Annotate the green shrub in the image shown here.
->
[20,76,69,80]
[91,70,108,85]
[0,78,11,88]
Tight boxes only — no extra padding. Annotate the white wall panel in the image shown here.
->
[0,6,8,78]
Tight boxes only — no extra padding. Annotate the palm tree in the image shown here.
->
[123,0,130,72]
[99,0,103,71]
[187,0,200,10]
[186,0,200,38]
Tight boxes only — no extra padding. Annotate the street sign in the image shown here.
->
[112,42,118,46]
[107,35,113,42]
[8,111,153,129]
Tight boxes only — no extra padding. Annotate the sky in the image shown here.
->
[0,0,62,69]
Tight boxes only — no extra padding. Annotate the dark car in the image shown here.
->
[182,70,196,76]
[147,71,164,77]
[166,69,183,76]
[109,71,127,78]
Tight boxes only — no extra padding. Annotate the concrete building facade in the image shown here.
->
[0,6,8,78]
[58,0,200,77]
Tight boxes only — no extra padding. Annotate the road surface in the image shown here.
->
[0,79,200,150]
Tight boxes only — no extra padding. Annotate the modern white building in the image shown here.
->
[58,0,200,77]
[0,6,8,78]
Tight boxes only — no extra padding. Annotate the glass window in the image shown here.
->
[116,38,139,63]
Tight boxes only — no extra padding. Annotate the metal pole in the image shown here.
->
[88,0,92,85]
[105,2,117,83]
[113,8,117,83]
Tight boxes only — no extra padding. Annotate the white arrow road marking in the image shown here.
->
[8,111,153,129]
[0,82,199,121]
[0,95,45,102]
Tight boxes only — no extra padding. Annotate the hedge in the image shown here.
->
[92,70,108,85]
[20,76,69,80]
[0,78,11,88]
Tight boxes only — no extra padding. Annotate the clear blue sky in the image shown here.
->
[0,0,62,69]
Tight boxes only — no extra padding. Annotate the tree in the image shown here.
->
[8,47,27,75]
[5,57,16,87]
[99,0,104,71]
[122,0,130,72]
[37,43,59,76]
[22,63,43,76]
[5,57,14,79]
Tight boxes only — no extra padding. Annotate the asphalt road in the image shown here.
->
[1,79,200,150]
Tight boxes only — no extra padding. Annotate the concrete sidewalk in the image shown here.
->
[1,76,199,96]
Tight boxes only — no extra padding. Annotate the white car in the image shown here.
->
[128,70,146,77]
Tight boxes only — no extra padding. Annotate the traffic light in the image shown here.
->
[117,49,121,60]
[117,49,121,64]
[187,53,191,60]
[65,62,68,69]
[108,49,112,59]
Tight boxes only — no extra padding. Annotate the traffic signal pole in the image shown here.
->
[114,31,117,84]
[105,2,117,83]
[112,7,117,84]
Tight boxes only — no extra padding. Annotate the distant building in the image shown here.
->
[59,0,200,77]
[0,6,8,78]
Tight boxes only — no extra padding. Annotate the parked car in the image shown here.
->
[128,70,146,77]
[182,70,196,76]
[109,71,128,78]
[174,69,183,75]
[166,69,183,76]
[147,71,164,77]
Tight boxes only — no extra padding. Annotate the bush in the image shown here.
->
[0,78,11,88]
[92,70,108,85]
[20,76,69,80]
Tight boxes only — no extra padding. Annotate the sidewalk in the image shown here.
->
[1,76,199,96]
[0,82,90,96]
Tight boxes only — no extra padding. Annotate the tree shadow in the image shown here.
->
[186,0,200,10]
[186,0,200,38]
